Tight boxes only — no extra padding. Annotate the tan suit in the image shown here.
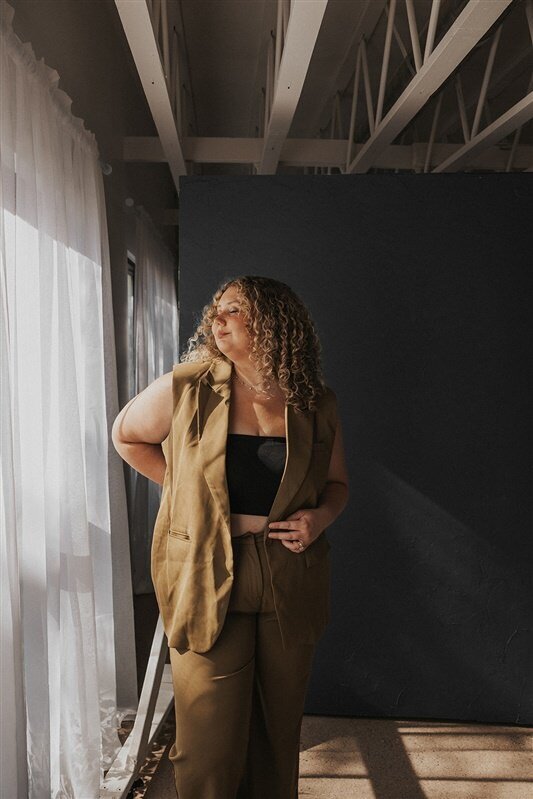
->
[151,353,338,654]
[150,354,338,798]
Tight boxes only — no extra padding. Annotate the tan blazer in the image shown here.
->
[151,354,338,654]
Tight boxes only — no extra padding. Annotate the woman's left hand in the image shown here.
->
[268,508,327,554]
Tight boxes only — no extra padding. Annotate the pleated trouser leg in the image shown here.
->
[168,531,316,799]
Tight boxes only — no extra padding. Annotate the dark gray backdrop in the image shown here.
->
[178,174,532,726]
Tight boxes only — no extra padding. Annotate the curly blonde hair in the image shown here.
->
[180,275,327,413]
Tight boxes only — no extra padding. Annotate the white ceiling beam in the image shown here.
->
[471,24,502,139]
[433,92,533,172]
[375,0,397,128]
[187,137,262,164]
[411,143,533,172]
[439,44,531,141]
[423,92,443,173]
[405,0,422,73]
[346,0,514,174]
[115,0,187,193]
[123,136,533,171]
[258,0,329,174]
[423,0,442,65]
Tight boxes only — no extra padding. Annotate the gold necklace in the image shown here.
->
[233,367,272,397]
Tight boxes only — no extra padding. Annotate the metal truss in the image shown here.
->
[433,89,533,171]
[306,0,388,140]
[430,0,533,171]
[344,0,520,173]
[117,0,532,203]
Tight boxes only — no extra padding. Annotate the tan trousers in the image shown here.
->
[168,531,317,799]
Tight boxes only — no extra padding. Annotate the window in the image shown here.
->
[127,252,136,398]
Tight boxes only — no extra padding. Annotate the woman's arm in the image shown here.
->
[111,371,174,486]
[268,413,349,547]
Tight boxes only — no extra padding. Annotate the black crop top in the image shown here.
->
[225,433,286,516]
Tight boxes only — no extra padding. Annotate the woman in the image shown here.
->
[112,275,349,799]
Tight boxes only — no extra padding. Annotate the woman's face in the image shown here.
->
[212,286,251,358]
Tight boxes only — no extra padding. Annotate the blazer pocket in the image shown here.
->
[168,526,191,541]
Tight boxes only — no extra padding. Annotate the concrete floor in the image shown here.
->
[121,712,532,799]
[130,596,532,799]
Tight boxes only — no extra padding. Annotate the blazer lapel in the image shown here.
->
[267,400,314,525]
[197,358,232,534]
[197,356,315,536]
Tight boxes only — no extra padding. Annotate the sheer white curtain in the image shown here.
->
[0,2,123,796]
[130,205,179,594]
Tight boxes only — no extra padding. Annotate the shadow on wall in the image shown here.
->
[307,460,531,726]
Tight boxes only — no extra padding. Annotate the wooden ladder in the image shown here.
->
[100,615,174,798]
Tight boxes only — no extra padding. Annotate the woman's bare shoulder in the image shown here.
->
[111,361,214,445]
[111,371,172,444]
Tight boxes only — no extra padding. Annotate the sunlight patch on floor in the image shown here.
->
[298,716,532,799]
